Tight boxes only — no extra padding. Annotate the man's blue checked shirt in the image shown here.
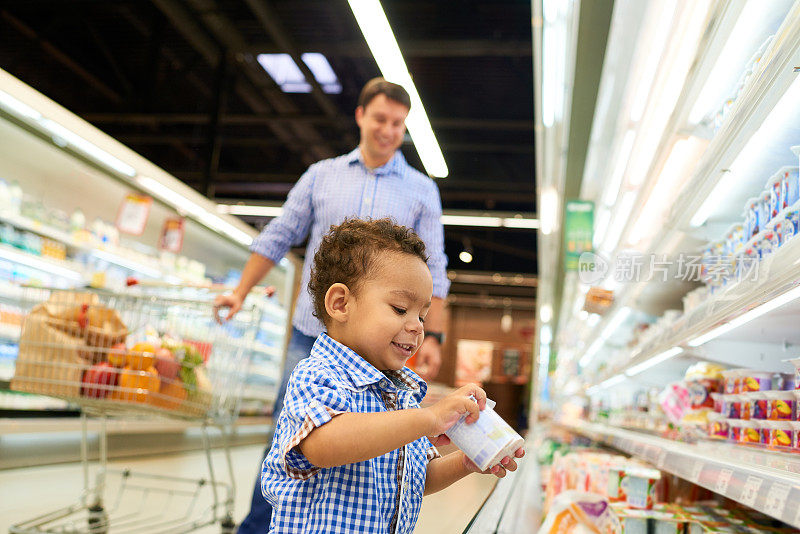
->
[249,148,450,338]
[261,333,439,533]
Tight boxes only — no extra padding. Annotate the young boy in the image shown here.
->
[261,218,525,533]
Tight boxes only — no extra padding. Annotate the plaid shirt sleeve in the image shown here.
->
[414,179,450,299]
[249,166,316,263]
[278,365,350,480]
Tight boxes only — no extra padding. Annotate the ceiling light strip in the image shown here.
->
[347,0,447,177]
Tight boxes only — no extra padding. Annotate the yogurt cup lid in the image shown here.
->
[777,165,799,175]
[764,390,795,400]
[765,172,783,188]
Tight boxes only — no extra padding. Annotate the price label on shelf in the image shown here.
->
[714,469,733,495]
[764,483,791,519]
[656,450,668,469]
[740,475,763,508]
[690,461,704,484]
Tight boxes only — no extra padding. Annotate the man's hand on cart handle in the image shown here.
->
[213,286,276,323]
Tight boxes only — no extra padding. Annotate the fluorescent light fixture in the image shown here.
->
[601,190,636,253]
[440,215,502,227]
[39,119,136,177]
[502,217,540,229]
[602,129,636,206]
[256,53,342,94]
[257,54,310,93]
[629,0,676,122]
[301,53,342,94]
[692,74,800,227]
[626,346,683,376]
[540,324,553,345]
[540,304,553,324]
[91,250,162,279]
[600,374,626,389]
[0,244,83,281]
[458,250,473,263]
[218,204,284,217]
[540,187,559,235]
[138,176,253,246]
[348,0,447,177]
[689,284,800,347]
[0,90,42,121]
[593,207,611,248]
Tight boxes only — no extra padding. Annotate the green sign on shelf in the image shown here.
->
[564,200,594,271]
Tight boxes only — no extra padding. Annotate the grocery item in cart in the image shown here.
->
[444,397,524,471]
[11,292,126,398]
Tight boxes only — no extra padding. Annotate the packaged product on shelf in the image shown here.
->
[624,468,660,510]
[766,173,783,220]
[607,466,628,503]
[764,390,795,420]
[706,413,728,440]
[792,146,800,178]
[739,420,761,445]
[685,362,723,410]
[778,166,799,210]
[538,491,622,534]
[748,391,768,420]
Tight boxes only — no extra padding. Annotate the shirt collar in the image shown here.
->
[311,332,423,393]
[346,147,406,177]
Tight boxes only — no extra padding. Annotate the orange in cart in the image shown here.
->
[126,342,156,370]
[150,379,188,410]
[113,365,160,403]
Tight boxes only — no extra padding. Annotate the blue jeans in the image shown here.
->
[237,327,317,534]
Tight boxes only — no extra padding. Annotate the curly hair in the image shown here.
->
[308,218,428,325]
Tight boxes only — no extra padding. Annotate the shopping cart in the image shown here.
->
[5,285,261,534]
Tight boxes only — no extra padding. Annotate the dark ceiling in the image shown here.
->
[0,0,536,280]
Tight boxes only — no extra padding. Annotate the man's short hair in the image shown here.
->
[308,218,428,325]
[357,78,411,110]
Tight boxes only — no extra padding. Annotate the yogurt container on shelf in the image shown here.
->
[726,394,743,419]
[782,212,798,245]
[775,372,797,391]
[443,397,524,471]
[745,197,761,238]
[709,392,724,413]
[768,420,795,450]
[758,420,772,445]
[707,413,729,439]
[720,370,740,394]
[740,370,773,392]
[779,166,800,209]
[792,421,800,451]
[740,420,761,445]
[784,358,800,391]
[792,146,800,179]
[766,172,783,219]
[747,392,768,420]
[728,419,743,442]
[765,390,796,420]
[757,231,775,260]
[759,190,772,227]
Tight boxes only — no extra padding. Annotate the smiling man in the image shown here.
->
[214,78,450,534]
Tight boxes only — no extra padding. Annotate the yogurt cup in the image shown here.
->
[748,392,768,420]
[728,419,743,443]
[740,370,773,392]
[774,220,787,248]
[723,394,742,419]
[759,420,772,445]
[766,172,783,219]
[769,421,795,450]
[785,357,800,391]
[721,370,740,394]
[709,392,724,413]
[779,166,800,210]
[724,223,744,256]
[740,420,761,445]
[774,372,797,391]
[444,398,524,471]
[759,190,772,227]
[792,422,800,452]
[708,413,729,440]
[782,213,798,245]
[766,391,796,420]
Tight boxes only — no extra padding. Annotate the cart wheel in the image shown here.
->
[87,504,108,534]
[220,515,236,534]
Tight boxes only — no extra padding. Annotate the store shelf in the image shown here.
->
[591,235,800,387]
[565,421,800,527]
[0,242,85,282]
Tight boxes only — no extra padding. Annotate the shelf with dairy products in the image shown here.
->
[587,234,800,390]
[0,242,86,283]
[564,421,800,528]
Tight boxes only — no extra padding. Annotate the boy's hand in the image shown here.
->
[462,447,525,478]
[423,384,487,438]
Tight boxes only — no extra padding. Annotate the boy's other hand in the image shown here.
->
[463,447,525,478]
[423,384,487,438]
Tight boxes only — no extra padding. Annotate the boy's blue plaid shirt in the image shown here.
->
[261,333,439,533]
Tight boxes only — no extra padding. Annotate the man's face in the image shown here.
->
[355,93,409,166]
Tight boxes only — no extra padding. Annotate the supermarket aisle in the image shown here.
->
[0,443,495,533]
